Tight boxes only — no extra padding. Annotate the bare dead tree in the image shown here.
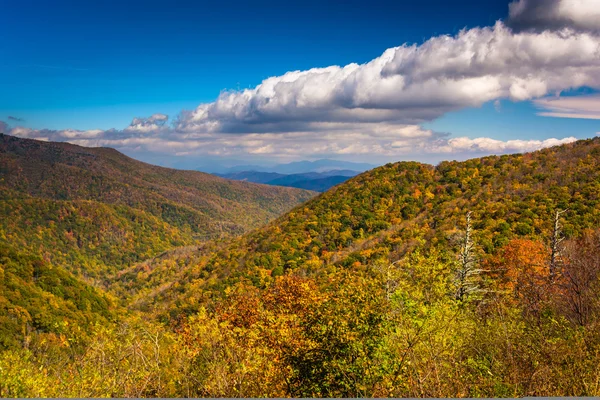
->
[550,209,568,280]
[454,211,482,301]
[375,260,400,300]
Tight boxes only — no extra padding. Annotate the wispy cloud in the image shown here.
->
[2,120,578,161]
[534,95,600,120]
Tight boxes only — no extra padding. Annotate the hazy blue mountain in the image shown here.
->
[267,172,329,186]
[272,159,376,174]
[218,169,361,192]
[272,175,350,192]
[311,169,359,177]
[215,171,286,184]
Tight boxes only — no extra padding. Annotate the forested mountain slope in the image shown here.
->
[3,137,600,397]
[128,137,600,314]
[0,134,315,277]
[0,133,313,362]
[0,243,114,349]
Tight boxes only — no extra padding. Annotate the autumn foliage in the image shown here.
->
[2,136,600,397]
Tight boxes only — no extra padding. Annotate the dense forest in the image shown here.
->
[2,135,600,397]
[0,134,313,368]
[0,134,314,278]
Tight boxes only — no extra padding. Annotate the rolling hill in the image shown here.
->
[0,132,314,356]
[122,137,600,315]
[0,133,315,279]
[3,135,600,397]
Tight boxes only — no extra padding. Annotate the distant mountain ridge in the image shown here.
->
[217,169,361,192]
[275,175,350,192]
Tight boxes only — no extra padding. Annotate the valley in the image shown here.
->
[2,135,600,397]
[4,0,600,397]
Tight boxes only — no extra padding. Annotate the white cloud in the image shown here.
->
[2,121,578,161]
[8,126,106,140]
[534,94,600,119]
[125,113,169,133]
[507,0,600,32]
[174,21,600,135]
[433,136,578,153]
[59,129,105,139]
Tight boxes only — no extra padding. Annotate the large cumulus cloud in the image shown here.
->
[3,0,599,162]
[176,18,600,134]
[507,0,600,33]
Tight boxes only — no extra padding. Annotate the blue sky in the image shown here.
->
[1,0,508,128]
[2,0,600,170]
[425,95,600,142]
